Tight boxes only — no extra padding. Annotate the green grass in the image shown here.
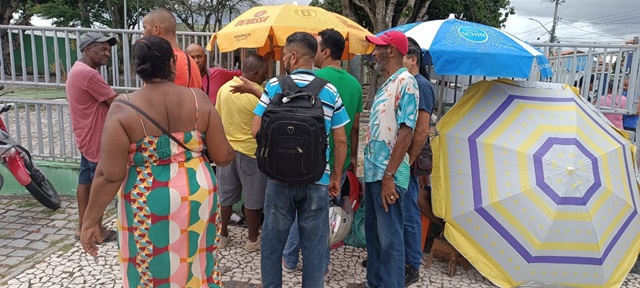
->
[42,207,65,217]
[48,236,69,247]
[59,242,75,253]
[3,89,66,100]
[15,199,43,208]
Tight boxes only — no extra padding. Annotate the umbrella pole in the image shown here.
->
[268,35,274,78]
[241,48,246,70]
[436,76,446,120]
[453,75,459,103]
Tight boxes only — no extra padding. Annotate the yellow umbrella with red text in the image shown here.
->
[206,4,374,60]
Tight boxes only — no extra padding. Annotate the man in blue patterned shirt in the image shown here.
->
[230,31,349,288]
[363,31,420,287]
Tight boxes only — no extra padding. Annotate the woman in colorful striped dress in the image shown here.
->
[80,36,234,287]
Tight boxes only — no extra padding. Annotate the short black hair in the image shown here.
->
[318,29,345,61]
[133,36,174,82]
[242,53,267,74]
[407,37,429,79]
[285,32,317,59]
[578,74,595,87]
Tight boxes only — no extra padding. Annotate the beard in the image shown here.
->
[284,61,292,75]
[374,50,389,72]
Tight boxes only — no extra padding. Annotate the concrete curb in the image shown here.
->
[0,213,117,285]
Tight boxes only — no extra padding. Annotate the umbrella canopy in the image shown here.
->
[431,80,640,287]
[380,19,553,79]
[206,4,374,59]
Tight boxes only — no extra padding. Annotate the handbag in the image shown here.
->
[413,140,433,177]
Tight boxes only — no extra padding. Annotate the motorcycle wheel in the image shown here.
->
[19,148,61,210]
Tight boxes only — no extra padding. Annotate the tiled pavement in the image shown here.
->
[2,195,640,287]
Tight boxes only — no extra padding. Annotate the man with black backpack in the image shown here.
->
[231,31,349,288]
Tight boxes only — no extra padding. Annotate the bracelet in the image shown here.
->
[384,171,395,177]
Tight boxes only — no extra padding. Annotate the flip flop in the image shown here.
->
[74,234,80,241]
[97,230,117,245]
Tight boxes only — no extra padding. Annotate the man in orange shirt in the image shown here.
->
[142,9,201,88]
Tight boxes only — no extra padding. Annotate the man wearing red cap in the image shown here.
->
[363,30,419,287]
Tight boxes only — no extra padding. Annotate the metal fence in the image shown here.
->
[0,24,640,161]
[0,25,229,91]
[432,43,640,116]
[0,98,78,162]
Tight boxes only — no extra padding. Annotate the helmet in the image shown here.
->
[341,170,363,212]
[328,205,353,246]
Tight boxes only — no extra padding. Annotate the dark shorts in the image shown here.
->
[78,154,98,185]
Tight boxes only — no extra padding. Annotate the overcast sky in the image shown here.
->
[30,0,639,44]
[265,0,639,44]
[503,0,639,44]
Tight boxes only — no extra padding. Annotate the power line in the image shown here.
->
[513,20,554,36]
[561,24,640,37]
[560,16,640,26]
[588,8,640,21]
[557,19,634,40]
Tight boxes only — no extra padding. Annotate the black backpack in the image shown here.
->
[256,75,329,184]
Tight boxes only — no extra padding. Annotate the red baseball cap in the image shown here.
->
[365,31,409,55]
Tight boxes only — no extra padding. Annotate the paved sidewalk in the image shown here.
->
[2,195,640,287]
[0,196,78,278]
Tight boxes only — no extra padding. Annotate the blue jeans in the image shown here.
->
[282,171,347,271]
[282,215,330,271]
[402,175,422,270]
[365,181,406,288]
[261,179,329,288]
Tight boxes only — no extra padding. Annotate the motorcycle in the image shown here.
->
[0,86,61,210]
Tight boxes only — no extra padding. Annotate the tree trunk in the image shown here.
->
[1,0,20,75]
[105,0,123,29]
[340,0,355,21]
[78,0,91,27]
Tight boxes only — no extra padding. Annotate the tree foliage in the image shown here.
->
[427,0,515,28]
[34,0,156,28]
[34,0,258,32]
[311,0,515,33]
[1,0,50,25]
[156,0,259,32]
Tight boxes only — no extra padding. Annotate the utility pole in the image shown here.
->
[528,18,552,41]
[549,0,563,43]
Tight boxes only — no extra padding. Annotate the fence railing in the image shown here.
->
[0,25,229,91]
[0,24,639,161]
[430,43,640,117]
[0,98,79,162]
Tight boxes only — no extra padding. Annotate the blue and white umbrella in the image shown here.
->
[379,18,553,79]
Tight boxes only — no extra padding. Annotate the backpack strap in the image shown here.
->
[301,77,329,97]
[273,75,329,104]
[277,75,301,94]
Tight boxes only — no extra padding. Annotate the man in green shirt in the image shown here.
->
[281,28,363,277]
[315,30,363,175]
